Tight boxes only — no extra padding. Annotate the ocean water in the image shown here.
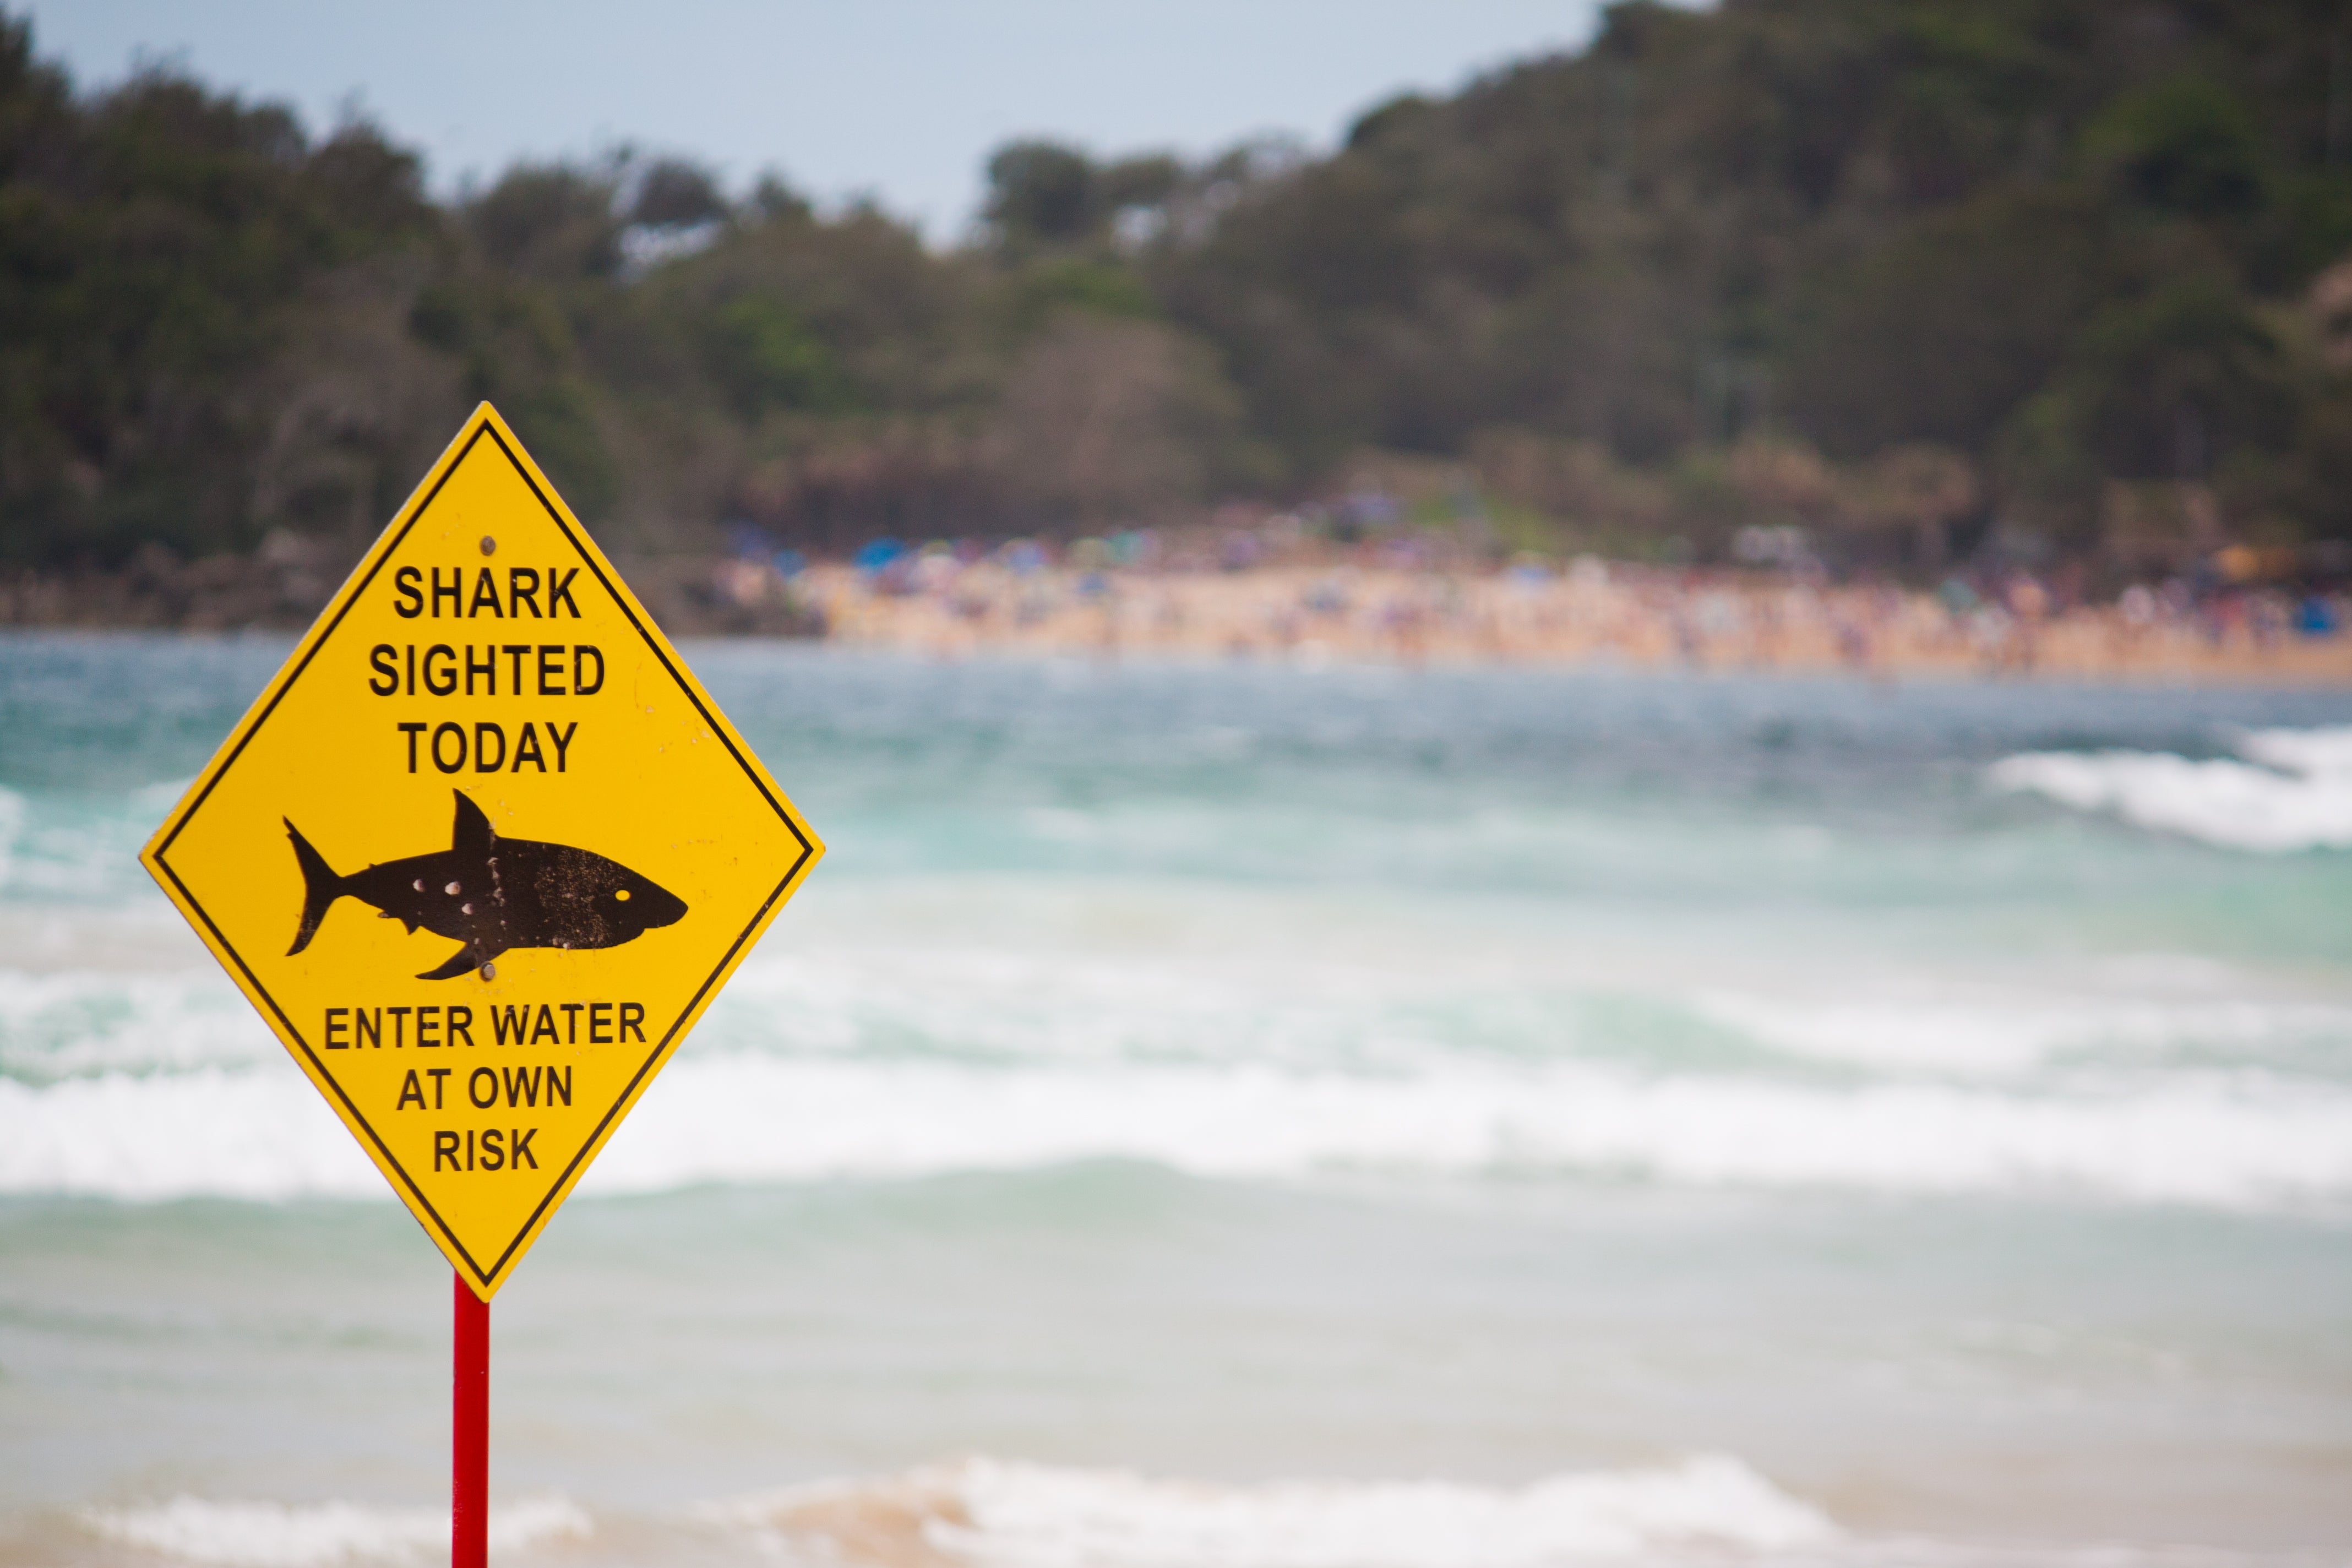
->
[3,634,2350,1568]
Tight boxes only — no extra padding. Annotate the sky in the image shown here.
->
[21,1,1615,239]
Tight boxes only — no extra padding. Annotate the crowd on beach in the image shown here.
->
[710,520,2352,685]
[8,512,2340,686]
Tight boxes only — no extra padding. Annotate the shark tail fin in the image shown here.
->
[285,819,345,956]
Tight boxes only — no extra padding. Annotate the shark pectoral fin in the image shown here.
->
[416,943,507,982]
[417,946,484,982]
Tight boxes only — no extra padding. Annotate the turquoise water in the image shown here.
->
[3,635,2351,1566]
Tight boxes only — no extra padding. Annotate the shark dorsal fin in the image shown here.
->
[450,791,496,862]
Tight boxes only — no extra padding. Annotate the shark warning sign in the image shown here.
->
[141,404,823,1297]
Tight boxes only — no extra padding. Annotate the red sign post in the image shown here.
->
[453,1274,489,1568]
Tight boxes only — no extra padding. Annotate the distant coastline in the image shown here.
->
[10,8,2352,633]
[8,541,2350,687]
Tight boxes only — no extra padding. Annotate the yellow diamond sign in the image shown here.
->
[140,404,822,1296]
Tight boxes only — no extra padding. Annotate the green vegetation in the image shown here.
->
[7,1,2352,577]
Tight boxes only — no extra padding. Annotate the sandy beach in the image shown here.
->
[782,554,2352,685]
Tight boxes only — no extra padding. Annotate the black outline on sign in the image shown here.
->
[149,418,816,1287]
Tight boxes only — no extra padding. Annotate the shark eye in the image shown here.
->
[615,889,632,902]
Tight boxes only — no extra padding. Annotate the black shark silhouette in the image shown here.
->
[284,791,687,980]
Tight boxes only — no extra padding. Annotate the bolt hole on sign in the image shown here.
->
[141,404,823,1297]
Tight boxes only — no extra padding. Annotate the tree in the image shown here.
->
[984,140,1098,249]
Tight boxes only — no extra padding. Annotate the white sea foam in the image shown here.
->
[0,776,183,901]
[1694,989,2352,1076]
[709,1454,1836,1567]
[81,1495,587,1567]
[0,1068,383,1199]
[0,783,24,889]
[1990,725,2352,852]
[12,911,2346,1097]
[587,1055,2352,1206]
[9,1053,2351,1208]
[0,967,277,1080]
[696,931,2352,1092]
[2237,724,2352,777]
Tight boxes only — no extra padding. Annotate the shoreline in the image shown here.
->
[10,551,2352,689]
[796,561,2352,689]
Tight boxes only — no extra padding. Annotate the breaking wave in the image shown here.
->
[705,1454,1836,1567]
[1990,725,2352,852]
[80,1458,1831,1568]
[80,1495,587,1567]
[7,1052,2350,1210]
